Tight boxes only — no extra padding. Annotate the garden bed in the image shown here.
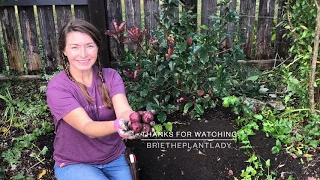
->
[0,80,319,180]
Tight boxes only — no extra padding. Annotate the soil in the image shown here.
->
[0,81,319,180]
[126,107,319,180]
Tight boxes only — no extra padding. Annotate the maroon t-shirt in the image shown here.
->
[46,66,126,166]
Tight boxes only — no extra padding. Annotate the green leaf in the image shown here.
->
[153,124,163,134]
[309,140,318,148]
[271,146,281,154]
[308,45,313,53]
[157,111,167,123]
[168,61,174,71]
[259,85,269,93]
[163,122,173,131]
[271,33,276,41]
[183,102,193,114]
[153,97,160,106]
[246,75,259,82]
[193,45,201,53]
[222,98,229,107]
[194,103,204,115]
[253,114,263,120]
[200,25,209,30]
[40,146,48,155]
[265,159,270,168]
[140,89,148,97]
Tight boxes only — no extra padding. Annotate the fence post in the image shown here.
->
[255,0,275,59]
[88,0,110,68]
[0,7,24,73]
[201,0,217,30]
[240,0,256,59]
[275,0,289,59]
[106,0,123,63]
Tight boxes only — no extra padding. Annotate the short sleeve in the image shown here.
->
[106,69,126,98]
[46,86,82,123]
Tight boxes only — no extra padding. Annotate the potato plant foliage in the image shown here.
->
[108,0,260,122]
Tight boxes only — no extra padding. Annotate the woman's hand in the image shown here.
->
[114,119,141,139]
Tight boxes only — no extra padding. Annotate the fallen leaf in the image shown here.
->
[198,150,206,156]
[197,90,205,96]
[303,154,313,158]
[228,169,233,176]
[267,101,285,110]
[307,177,316,180]
[0,127,8,133]
[37,169,46,179]
[278,164,285,168]
[289,153,298,159]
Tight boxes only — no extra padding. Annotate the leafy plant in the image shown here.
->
[0,87,17,135]
[107,0,260,122]
[238,154,276,180]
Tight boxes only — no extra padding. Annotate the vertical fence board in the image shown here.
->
[106,0,123,62]
[240,0,256,59]
[184,0,197,13]
[256,0,275,59]
[37,6,59,73]
[125,0,141,29]
[144,0,159,41]
[201,0,217,28]
[275,0,289,59]
[74,5,89,21]
[184,0,197,26]
[88,0,110,67]
[18,6,41,73]
[219,0,236,50]
[55,6,72,32]
[0,7,24,73]
[226,0,237,49]
[173,3,179,23]
[125,0,141,51]
[0,22,5,73]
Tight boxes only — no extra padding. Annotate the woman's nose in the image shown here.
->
[80,47,87,57]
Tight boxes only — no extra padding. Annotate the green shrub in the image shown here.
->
[107,0,260,122]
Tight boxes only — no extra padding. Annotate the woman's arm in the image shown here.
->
[62,93,135,138]
[112,94,135,120]
[63,107,116,138]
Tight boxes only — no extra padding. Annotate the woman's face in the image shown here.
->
[63,31,98,72]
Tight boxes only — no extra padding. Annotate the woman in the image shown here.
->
[46,19,138,180]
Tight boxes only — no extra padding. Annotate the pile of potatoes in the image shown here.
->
[129,111,155,133]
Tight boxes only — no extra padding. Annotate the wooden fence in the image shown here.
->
[0,0,290,77]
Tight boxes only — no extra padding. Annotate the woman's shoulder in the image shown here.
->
[101,67,121,77]
[47,70,71,90]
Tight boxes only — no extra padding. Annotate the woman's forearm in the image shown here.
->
[119,110,135,120]
[82,120,116,138]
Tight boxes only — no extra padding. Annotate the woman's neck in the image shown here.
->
[69,67,93,87]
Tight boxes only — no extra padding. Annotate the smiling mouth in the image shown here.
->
[77,60,90,63]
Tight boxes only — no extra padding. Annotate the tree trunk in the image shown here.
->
[309,0,320,113]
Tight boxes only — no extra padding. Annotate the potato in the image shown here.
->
[129,112,141,123]
[130,122,143,133]
[142,123,151,133]
[142,111,154,124]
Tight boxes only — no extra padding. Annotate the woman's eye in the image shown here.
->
[71,47,78,49]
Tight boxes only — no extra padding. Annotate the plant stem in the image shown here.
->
[280,108,320,117]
